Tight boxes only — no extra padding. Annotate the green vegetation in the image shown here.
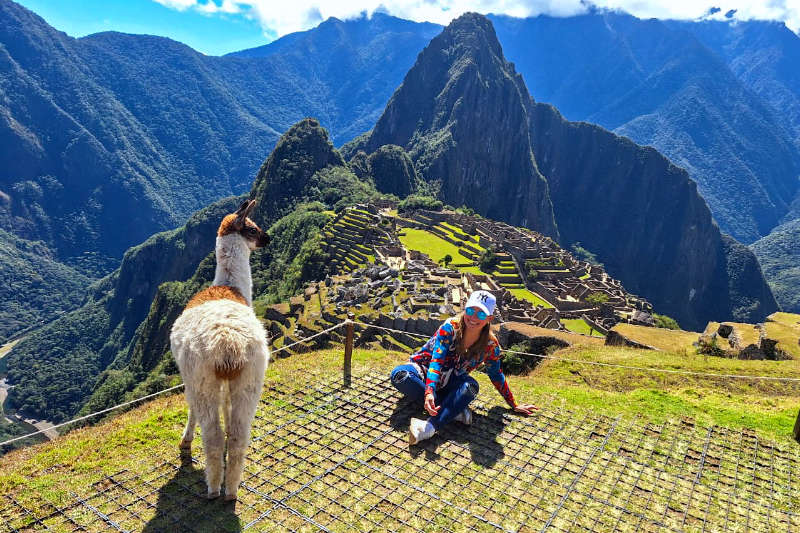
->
[502,341,548,375]
[0,230,92,343]
[398,228,467,265]
[584,292,609,306]
[506,288,553,308]
[570,242,602,267]
[478,248,499,271]
[397,194,443,213]
[252,203,332,303]
[562,318,604,337]
[366,144,418,197]
[751,218,800,313]
[653,313,681,330]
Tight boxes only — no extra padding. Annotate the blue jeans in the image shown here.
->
[390,364,479,430]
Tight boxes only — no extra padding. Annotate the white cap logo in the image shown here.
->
[465,290,496,316]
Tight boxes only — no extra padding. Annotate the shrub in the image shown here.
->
[478,248,499,272]
[653,313,681,330]
[397,194,443,213]
[585,292,610,306]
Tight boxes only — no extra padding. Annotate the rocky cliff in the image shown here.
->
[529,103,778,329]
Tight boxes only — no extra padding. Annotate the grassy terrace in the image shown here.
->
[438,221,479,243]
[562,318,604,337]
[612,323,701,352]
[507,287,553,308]
[766,312,800,359]
[398,228,485,267]
[1,343,799,531]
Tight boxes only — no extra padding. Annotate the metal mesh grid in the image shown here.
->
[3,370,799,532]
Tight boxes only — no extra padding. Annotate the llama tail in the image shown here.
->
[208,324,254,380]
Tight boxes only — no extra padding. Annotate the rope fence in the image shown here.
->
[3,316,800,450]
[354,320,800,382]
[0,322,347,449]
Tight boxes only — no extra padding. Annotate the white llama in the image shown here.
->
[170,199,270,501]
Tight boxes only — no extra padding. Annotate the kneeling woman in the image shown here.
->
[390,290,537,445]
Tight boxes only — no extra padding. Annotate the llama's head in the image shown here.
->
[218,199,269,250]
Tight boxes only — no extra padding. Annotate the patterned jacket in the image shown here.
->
[410,317,517,408]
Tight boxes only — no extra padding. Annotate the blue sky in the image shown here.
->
[16,0,800,56]
[16,0,271,55]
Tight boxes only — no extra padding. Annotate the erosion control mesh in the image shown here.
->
[3,371,799,532]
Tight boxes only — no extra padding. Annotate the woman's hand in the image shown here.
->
[424,392,439,416]
[513,404,539,416]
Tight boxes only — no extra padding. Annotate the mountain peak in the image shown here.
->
[250,118,343,225]
[363,14,558,238]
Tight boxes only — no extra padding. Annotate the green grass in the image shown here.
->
[511,344,800,443]
[507,288,553,308]
[562,318,604,337]
[438,222,479,243]
[612,323,700,352]
[398,228,486,273]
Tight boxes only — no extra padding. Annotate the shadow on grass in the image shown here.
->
[142,451,242,533]
[390,399,507,468]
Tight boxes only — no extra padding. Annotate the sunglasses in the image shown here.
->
[465,307,488,320]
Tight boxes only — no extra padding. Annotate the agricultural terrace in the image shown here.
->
[398,227,484,266]
[561,318,604,337]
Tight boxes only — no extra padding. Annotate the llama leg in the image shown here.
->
[180,408,197,450]
[223,397,257,501]
[197,390,225,499]
[223,361,265,501]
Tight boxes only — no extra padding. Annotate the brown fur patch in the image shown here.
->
[217,214,242,236]
[215,366,243,380]
[185,285,247,310]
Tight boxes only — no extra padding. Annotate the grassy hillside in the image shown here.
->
[1,342,798,530]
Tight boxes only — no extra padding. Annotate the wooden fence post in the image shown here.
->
[794,409,800,444]
[344,313,354,388]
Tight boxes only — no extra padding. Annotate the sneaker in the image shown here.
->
[454,407,473,425]
[408,418,435,445]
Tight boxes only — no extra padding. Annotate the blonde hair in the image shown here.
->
[452,312,492,363]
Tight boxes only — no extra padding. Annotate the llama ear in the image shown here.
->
[235,199,250,216]
[242,199,256,218]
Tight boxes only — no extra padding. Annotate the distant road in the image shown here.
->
[0,338,21,359]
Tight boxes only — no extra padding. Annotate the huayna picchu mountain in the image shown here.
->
[351,12,777,331]
[353,13,559,240]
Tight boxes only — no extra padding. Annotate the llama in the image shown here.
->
[170,199,270,501]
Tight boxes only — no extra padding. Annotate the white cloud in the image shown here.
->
[151,0,800,38]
